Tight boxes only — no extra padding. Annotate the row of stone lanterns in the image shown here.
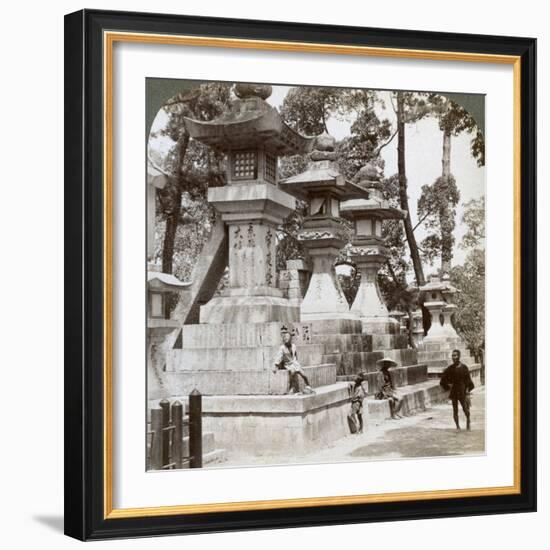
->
[280,133,368,321]
[281,133,406,330]
[182,83,458,341]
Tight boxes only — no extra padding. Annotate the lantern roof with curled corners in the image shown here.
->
[183,83,314,156]
[280,133,369,200]
[418,274,459,295]
[147,271,192,293]
[340,162,406,220]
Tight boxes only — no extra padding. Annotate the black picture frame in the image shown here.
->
[64,8,536,541]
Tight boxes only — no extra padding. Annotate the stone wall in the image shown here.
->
[200,383,352,456]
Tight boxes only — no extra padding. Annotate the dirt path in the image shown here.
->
[222,387,485,467]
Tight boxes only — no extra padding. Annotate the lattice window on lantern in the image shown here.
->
[232,151,257,180]
[265,153,277,183]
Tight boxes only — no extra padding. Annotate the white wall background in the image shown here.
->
[0,0,545,547]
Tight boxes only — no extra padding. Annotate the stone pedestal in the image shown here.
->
[278,259,311,305]
[423,299,460,343]
[299,228,354,321]
[420,275,461,343]
[199,183,299,324]
[348,243,400,335]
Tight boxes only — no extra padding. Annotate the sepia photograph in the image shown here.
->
[145,78,486,471]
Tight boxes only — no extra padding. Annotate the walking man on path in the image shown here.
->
[440,349,475,430]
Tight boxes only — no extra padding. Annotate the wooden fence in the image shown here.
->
[147,389,203,470]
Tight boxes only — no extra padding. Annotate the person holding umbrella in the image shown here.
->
[375,357,403,419]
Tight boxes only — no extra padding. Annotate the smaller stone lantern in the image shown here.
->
[419,274,460,342]
[389,310,406,334]
[147,271,190,340]
[340,164,405,331]
[280,133,369,321]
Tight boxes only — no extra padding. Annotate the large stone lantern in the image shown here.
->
[340,164,405,331]
[183,83,314,324]
[280,133,369,321]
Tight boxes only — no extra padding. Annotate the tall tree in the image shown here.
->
[395,91,428,287]
[418,95,484,272]
[417,175,461,269]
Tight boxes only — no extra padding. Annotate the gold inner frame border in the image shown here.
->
[102,30,522,520]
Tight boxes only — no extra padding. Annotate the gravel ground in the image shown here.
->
[222,387,485,467]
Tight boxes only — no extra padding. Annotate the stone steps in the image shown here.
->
[325,348,418,376]
[427,363,483,388]
[166,343,325,372]
[164,363,337,396]
[364,379,447,422]
[337,363,428,394]
[198,382,353,456]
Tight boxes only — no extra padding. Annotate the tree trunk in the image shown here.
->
[442,129,451,180]
[440,129,452,274]
[396,92,425,287]
[161,133,190,274]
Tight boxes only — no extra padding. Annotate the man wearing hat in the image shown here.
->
[273,327,315,395]
[440,349,474,430]
[375,358,403,419]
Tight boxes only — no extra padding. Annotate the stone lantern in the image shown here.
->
[280,133,369,321]
[340,164,405,331]
[147,271,190,341]
[419,274,460,342]
[389,310,408,336]
[147,271,191,399]
[183,83,314,324]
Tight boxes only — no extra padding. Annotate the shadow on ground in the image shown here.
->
[350,417,485,459]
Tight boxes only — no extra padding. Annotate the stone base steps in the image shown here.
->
[167,343,326,373]
[337,364,428,395]
[164,363,337,396]
[428,363,483,388]
[198,382,353,456]
[364,379,447,422]
[326,348,419,376]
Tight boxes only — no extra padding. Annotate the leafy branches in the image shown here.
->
[417,175,460,268]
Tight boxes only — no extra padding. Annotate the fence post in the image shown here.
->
[172,400,184,469]
[150,407,163,470]
[189,389,202,468]
[159,399,171,468]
